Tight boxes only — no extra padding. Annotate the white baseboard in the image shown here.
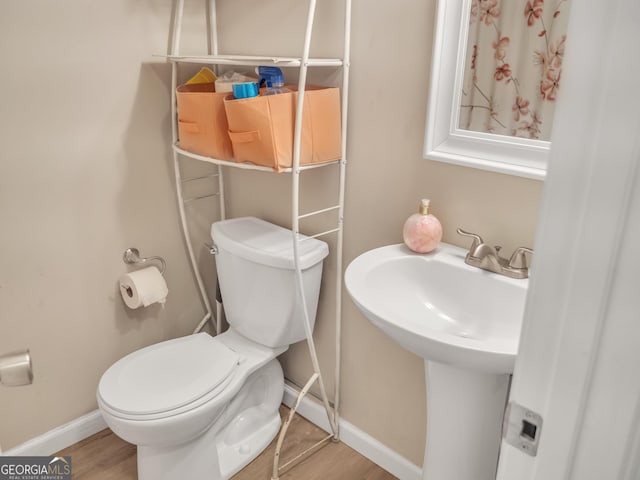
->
[1,410,107,457]
[282,385,422,480]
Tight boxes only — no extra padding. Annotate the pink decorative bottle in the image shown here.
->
[402,199,443,253]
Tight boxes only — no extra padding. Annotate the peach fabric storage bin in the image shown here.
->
[223,86,341,172]
[176,83,233,160]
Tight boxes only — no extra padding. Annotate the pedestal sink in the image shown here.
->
[345,243,528,480]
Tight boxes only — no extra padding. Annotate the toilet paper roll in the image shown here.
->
[119,266,168,309]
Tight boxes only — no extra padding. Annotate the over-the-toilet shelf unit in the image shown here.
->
[164,0,351,477]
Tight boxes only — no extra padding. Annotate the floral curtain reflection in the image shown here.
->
[459,0,570,140]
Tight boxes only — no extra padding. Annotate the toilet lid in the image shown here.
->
[211,217,329,270]
[98,333,239,415]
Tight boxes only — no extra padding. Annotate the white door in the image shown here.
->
[496,1,640,479]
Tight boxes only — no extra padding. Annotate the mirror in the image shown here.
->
[424,0,570,180]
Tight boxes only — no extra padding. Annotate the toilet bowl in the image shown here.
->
[98,330,286,479]
[97,217,328,480]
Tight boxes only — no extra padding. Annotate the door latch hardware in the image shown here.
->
[503,401,543,457]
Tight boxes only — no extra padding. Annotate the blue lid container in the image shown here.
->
[232,82,259,99]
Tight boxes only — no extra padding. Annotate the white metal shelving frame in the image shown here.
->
[167,0,351,477]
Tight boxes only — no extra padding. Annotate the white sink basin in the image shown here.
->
[346,242,530,480]
[345,242,527,374]
[345,242,530,480]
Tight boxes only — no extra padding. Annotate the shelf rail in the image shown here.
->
[164,54,343,67]
[289,0,337,441]
[169,0,216,336]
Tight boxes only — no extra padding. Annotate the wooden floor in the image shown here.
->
[56,406,397,480]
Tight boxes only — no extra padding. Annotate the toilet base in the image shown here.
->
[137,359,284,480]
[217,410,281,478]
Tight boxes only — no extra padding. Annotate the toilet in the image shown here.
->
[97,217,329,480]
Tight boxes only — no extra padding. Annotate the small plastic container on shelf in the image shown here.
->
[223,86,342,172]
[231,82,259,99]
[175,82,233,160]
[186,67,217,85]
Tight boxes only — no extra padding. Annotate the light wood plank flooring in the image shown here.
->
[55,406,397,479]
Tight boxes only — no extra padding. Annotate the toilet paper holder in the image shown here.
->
[123,247,166,275]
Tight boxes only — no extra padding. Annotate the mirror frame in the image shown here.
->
[424,0,548,180]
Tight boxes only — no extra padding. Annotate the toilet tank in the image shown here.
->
[211,217,329,348]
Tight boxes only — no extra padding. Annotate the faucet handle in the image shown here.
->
[508,247,533,269]
[457,228,484,252]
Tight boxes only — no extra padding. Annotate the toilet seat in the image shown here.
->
[98,333,239,418]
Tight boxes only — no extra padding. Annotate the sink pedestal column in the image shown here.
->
[423,361,510,480]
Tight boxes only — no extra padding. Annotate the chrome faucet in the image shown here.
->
[457,228,533,279]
